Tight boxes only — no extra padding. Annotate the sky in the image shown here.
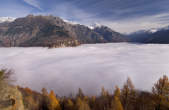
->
[1,0,169,33]
[0,43,169,96]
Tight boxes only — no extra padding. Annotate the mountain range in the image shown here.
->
[127,27,169,44]
[1,15,169,47]
[0,15,127,47]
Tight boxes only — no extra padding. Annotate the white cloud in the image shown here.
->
[23,0,42,10]
[50,3,169,33]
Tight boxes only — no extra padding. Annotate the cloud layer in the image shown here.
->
[0,43,169,96]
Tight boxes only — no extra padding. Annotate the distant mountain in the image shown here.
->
[127,27,169,43]
[127,30,154,43]
[0,15,126,47]
[145,28,169,43]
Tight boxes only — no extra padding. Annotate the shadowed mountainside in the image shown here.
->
[127,28,169,44]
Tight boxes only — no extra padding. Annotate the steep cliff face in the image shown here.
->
[0,84,25,110]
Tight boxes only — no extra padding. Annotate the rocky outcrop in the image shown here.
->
[0,84,25,110]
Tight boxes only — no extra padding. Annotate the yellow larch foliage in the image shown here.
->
[65,99,74,110]
[152,75,169,109]
[110,86,124,110]
[111,96,124,110]
[48,90,61,110]
[76,97,91,110]
[114,86,121,97]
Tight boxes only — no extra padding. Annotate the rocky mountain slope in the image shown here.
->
[0,15,127,47]
[93,26,127,42]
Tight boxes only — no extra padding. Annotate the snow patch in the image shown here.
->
[63,19,79,25]
[88,23,102,29]
[0,17,15,23]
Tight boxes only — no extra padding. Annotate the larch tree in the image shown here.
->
[48,90,61,110]
[100,87,110,110]
[42,88,48,96]
[89,96,96,109]
[121,77,136,110]
[101,87,109,97]
[77,88,85,98]
[114,86,121,97]
[111,97,124,110]
[41,88,49,110]
[152,75,169,110]
[65,99,74,110]
[24,95,39,110]
[76,97,91,110]
[110,86,124,110]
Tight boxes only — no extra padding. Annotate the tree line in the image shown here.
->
[0,69,169,110]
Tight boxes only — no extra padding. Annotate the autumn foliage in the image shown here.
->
[14,75,169,110]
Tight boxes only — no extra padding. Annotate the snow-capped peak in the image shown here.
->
[0,17,15,23]
[148,28,158,33]
[139,28,158,33]
[89,23,102,29]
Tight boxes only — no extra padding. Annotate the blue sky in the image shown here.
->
[1,0,169,33]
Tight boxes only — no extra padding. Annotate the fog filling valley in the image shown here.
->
[0,43,169,96]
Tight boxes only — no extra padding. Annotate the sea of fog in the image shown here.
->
[0,43,169,96]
